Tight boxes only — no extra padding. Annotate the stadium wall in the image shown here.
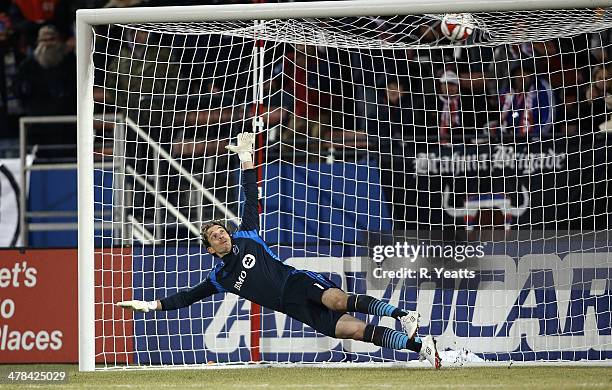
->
[132,245,611,364]
[0,242,609,363]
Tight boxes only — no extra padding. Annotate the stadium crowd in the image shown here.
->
[0,1,609,153]
[0,0,610,235]
[0,0,268,154]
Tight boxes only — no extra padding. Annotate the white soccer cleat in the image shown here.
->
[419,335,441,369]
[399,311,420,339]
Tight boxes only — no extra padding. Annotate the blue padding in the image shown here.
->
[261,162,392,245]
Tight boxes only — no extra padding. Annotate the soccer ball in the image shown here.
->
[440,13,475,42]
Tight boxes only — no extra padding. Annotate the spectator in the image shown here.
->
[433,70,488,142]
[579,65,612,132]
[16,25,75,116]
[13,25,75,147]
[53,0,109,49]
[487,42,557,92]
[496,64,555,138]
[171,111,232,163]
[12,0,57,24]
[98,28,185,223]
[443,45,494,95]
[586,32,611,66]
[100,28,183,125]
[0,11,23,138]
[9,0,60,50]
[365,79,416,141]
[281,45,339,140]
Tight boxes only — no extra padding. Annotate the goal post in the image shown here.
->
[76,16,95,373]
[77,0,612,371]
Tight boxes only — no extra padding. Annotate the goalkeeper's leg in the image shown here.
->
[321,287,419,339]
[334,314,441,369]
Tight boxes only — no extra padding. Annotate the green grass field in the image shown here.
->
[0,365,611,389]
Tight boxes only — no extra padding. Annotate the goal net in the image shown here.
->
[78,1,612,370]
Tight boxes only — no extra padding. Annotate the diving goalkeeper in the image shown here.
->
[117,132,440,368]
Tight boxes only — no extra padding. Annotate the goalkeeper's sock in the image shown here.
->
[363,324,422,352]
[347,294,407,319]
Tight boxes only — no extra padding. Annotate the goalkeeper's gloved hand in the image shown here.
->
[116,300,158,313]
[226,132,255,163]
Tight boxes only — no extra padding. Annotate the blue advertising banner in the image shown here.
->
[131,242,611,364]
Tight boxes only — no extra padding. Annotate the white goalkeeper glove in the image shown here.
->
[116,300,158,313]
[226,132,255,163]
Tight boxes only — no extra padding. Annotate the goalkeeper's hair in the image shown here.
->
[200,221,230,247]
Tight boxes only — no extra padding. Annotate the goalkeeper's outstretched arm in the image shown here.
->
[117,132,257,313]
[226,132,259,232]
[117,280,218,313]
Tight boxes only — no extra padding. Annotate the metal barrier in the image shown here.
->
[18,114,236,246]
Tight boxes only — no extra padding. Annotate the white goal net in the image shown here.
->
[79,2,612,369]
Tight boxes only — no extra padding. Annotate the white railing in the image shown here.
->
[19,115,118,245]
[19,115,79,246]
[19,114,235,246]
[125,117,239,227]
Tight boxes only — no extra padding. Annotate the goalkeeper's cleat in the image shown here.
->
[116,300,157,313]
[399,311,420,339]
[419,335,441,369]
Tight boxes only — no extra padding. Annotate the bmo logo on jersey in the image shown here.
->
[234,254,256,291]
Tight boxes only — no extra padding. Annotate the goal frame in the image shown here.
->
[76,0,612,372]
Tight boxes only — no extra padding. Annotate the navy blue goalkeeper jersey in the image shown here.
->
[160,168,297,312]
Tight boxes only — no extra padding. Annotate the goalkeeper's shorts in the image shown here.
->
[281,270,345,338]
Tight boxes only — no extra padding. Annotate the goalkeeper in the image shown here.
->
[118,132,440,369]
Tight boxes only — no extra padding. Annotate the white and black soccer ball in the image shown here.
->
[440,13,475,42]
